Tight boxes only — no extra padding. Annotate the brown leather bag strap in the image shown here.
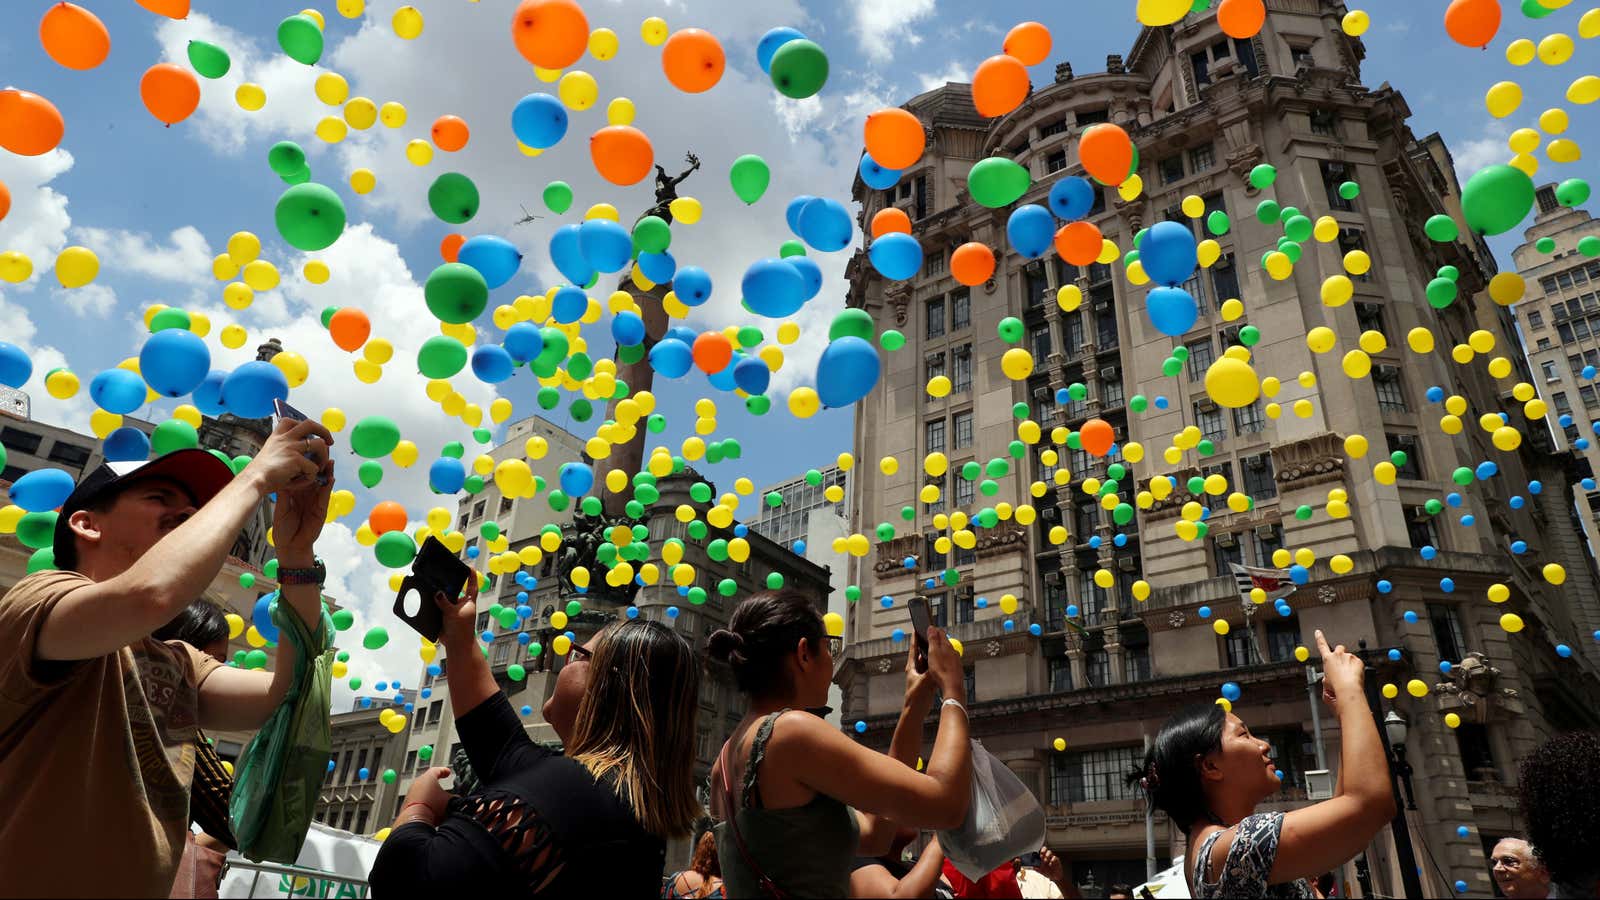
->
[717,737,789,900]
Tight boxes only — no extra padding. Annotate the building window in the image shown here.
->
[472,500,486,520]
[925,419,946,455]
[926,475,947,515]
[963,668,976,703]
[1538,338,1553,350]
[1321,161,1353,210]
[1085,650,1111,687]
[1159,155,1185,186]
[1025,263,1049,308]
[1528,310,1544,330]
[404,750,417,773]
[954,474,975,508]
[1408,507,1442,551]
[499,496,514,515]
[1338,230,1369,281]
[950,289,970,331]
[1538,185,1561,214]
[1356,302,1388,339]
[1048,656,1073,692]
[1247,522,1285,567]
[1374,367,1409,414]
[1311,108,1339,138]
[952,344,972,393]
[1029,322,1053,360]
[1044,150,1068,173]
[926,297,945,339]
[1076,107,1110,127]
[923,533,946,571]
[45,441,91,467]
[924,247,947,277]
[1559,322,1576,343]
[1049,745,1142,804]
[1103,377,1125,409]
[1124,641,1152,682]
[1241,453,1277,498]
[1583,385,1600,410]
[1189,143,1215,173]
[1224,629,1262,668]
[1265,618,1301,662]
[953,411,974,449]
[1543,360,1561,381]
[1553,391,1573,415]
[1430,603,1469,663]
[1212,535,1244,575]
[927,591,949,628]
[1195,402,1226,445]
[956,589,975,624]
[1234,401,1266,436]
[0,427,42,455]
[1456,724,1499,782]
[926,351,947,385]
[1387,433,1423,480]
[1095,306,1119,348]
[1040,119,1068,138]
[1185,338,1215,381]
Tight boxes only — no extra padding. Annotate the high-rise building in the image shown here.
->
[839,3,1600,895]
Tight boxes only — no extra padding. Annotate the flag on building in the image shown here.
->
[1229,563,1297,607]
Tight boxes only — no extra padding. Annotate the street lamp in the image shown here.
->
[1358,641,1424,900]
[1384,710,1418,811]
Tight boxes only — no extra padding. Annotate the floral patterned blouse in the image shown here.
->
[1193,812,1315,899]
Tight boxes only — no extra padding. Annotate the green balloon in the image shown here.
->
[570,397,593,422]
[1462,164,1535,236]
[418,744,433,761]
[1206,210,1231,236]
[277,15,323,65]
[245,649,269,669]
[536,386,560,409]
[186,39,232,78]
[1522,0,1556,17]
[148,307,191,333]
[1339,181,1361,201]
[441,442,465,459]
[1426,277,1458,309]
[464,475,485,495]
[358,460,384,488]
[264,559,279,578]
[1239,325,1261,346]
[543,181,573,214]
[778,240,807,258]
[880,329,906,351]
[280,165,311,186]
[729,154,772,205]
[998,316,1024,342]
[770,39,829,99]
[1581,235,1600,258]
[968,157,1031,208]
[1113,503,1134,526]
[1254,199,1281,225]
[535,327,569,368]
[1424,497,1443,515]
[508,664,527,682]
[829,308,875,341]
[382,768,398,784]
[1068,382,1088,401]
[746,394,771,415]
[362,625,391,650]
[618,343,646,365]
[1248,164,1277,189]
[373,532,416,569]
[567,351,593,380]
[633,215,671,254]
[422,261,483,323]
[1557,178,1591,208]
[1283,215,1313,243]
[1424,215,1459,243]
[647,413,667,432]
[1537,236,1557,253]
[428,172,480,224]
[473,427,492,444]
[1130,394,1148,412]
[417,335,468,378]
[151,420,199,456]
[16,512,57,550]
[26,547,56,574]
[1438,265,1460,282]
[267,141,306,178]
[275,183,347,251]
[330,609,354,631]
[350,416,401,458]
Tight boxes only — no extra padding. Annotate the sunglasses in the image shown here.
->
[568,643,594,663]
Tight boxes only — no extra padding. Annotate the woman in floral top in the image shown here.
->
[1130,631,1395,898]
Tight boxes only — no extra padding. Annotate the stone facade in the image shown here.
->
[839,2,1600,895]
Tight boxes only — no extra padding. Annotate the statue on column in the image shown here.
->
[645,152,700,224]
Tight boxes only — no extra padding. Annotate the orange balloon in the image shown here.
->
[864,108,925,170]
[0,179,9,223]
[139,63,199,126]
[432,115,470,152]
[40,3,111,71]
[1443,0,1500,49]
[135,0,189,18]
[971,55,1029,118]
[1080,418,1114,457]
[0,90,65,156]
[693,331,733,374]
[368,501,407,535]
[328,307,372,352]
[589,125,655,186]
[1054,222,1103,266]
[1216,0,1266,39]
[661,28,726,94]
[441,234,465,263]
[511,0,588,69]
[870,207,912,239]
[951,242,995,287]
[1078,122,1133,186]
[1003,22,1051,66]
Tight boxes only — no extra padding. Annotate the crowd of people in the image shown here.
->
[2,440,1598,898]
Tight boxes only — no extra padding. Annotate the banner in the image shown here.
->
[218,823,379,899]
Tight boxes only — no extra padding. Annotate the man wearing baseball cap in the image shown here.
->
[0,416,336,897]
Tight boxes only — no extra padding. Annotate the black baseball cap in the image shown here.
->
[52,449,236,565]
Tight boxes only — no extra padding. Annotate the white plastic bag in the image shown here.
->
[937,739,1047,881]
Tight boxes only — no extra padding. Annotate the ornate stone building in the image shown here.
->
[839,2,1600,895]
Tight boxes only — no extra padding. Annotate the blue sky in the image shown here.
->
[2,0,1594,689]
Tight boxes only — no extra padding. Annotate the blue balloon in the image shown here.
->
[578,218,632,273]
[666,326,698,345]
[503,322,544,363]
[1220,681,1242,702]
[649,338,694,378]
[102,426,151,463]
[358,767,370,781]
[742,258,807,317]
[471,345,515,383]
[859,153,902,190]
[8,468,75,512]
[89,368,148,415]
[1048,176,1096,220]
[797,197,853,252]
[139,329,211,398]
[457,235,522,289]
[191,369,229,416]
[429,456,466,494]
[559,461,595,496]
[733,356,771,395]
[756,27,806,73]
[1146,286,1199,337]
[792,539,806,554]
[815,336,880,407]
[252,592,280,644]
[709,356,741,392]
[1529,480,1544,494]
[786,255,824,300]
[637,249,677,284]
[548,224,595,286]
[611,310,646,346]
[869,233,923,281]
[673,266,713,306]
[551,285,587,324]
[510,93,569,149]
[218,361,289,417]
[0,341,32,389]
[785,195,817,236]
[1006,204,1055,259]
[1141,221,1199,286]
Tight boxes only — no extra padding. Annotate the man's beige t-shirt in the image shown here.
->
[0,570,223,898]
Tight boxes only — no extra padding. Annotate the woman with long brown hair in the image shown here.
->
[664,831,726,899]
[370,578,702,896]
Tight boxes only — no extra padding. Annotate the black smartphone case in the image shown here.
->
[394,535,473,642]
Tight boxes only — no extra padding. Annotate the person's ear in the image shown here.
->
[1197,751,1225,783]
[69,508,104,548]
[796,636,813,666]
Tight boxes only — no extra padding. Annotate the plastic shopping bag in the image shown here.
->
[938,739,1047,882]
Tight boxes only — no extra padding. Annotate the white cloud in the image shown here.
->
[1453,122,1509,179]
[56,282,118,318]
[0,148,75,273]
[918,61,969,93]
[72,225,214,287]
[854,0,938,62]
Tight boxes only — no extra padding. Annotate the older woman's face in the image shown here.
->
[543,633,601,744]
[1491,839,1550,899]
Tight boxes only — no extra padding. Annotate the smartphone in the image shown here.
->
[394,535,473,642]
[907,595,931,673]
[272,398,330,486]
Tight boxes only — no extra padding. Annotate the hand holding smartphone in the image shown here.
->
[394,536,473,642]
[907,595,931,673]
[272,398,330,486]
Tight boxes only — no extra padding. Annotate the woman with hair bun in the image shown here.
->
[707,590,973,898]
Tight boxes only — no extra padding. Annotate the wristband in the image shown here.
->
[942,698,967,716]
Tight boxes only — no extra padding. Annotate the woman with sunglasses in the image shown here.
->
[707,589,973,897]
[370,577,702,896]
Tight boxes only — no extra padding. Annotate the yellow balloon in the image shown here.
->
[300,9,325,30]
[220,324,247,349]
[235,82,266,111]
[669,196,702,223]
[211,253,237,281]
[1057,284,1083,312]
[1219,298,1243,321]
[789,386,820,418]
[1540,107,1570,135]
[223,282,253,310]
[1196,239,1220,268]
[227,231,260,265]
[1344,250,1371,276]
[1001,348,1034,380]
[1488,272,1525,306]
[1181,194,1205,219]
[1342,350,1372,379]
[1539,32,1575,66]
[1344,433,1369,457]
[1204,357,1259,408]
[534,66,562,83]
[1486,81,1523,118]
[1405,326,1434,354]
[272,350,310,388]
[589,27,619,60]
[1341,9,1370,36]
[241,259,280,291]
[336,0,364,17]
[1500,613,1525,634]
[315,116,348,143]
[304,259,331,284]
[606,96,635,126]
[379,101,408,128]
[558,70,599,110]
[1307,326,1337,354]
[1358,330,1387,354]
[1507,38,1537,66]
[406,139,434,166]
[1313,215,1340,243]
[171,404,201,429]
[641,16,668,46]
[0,250,31,284]
[54,246,98,288]
[1548,138,1582,163]
[1544,563,1567,585]
[1118,174,1145,202]
[1568,74,1600,105]
[344,96,377,130]
[314,72,349,106]
[1264,251,1293,281]
[392,5,424,39]
[45,369,78,399]
[1320,275,1354,307]
[1509,127,1542,155]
